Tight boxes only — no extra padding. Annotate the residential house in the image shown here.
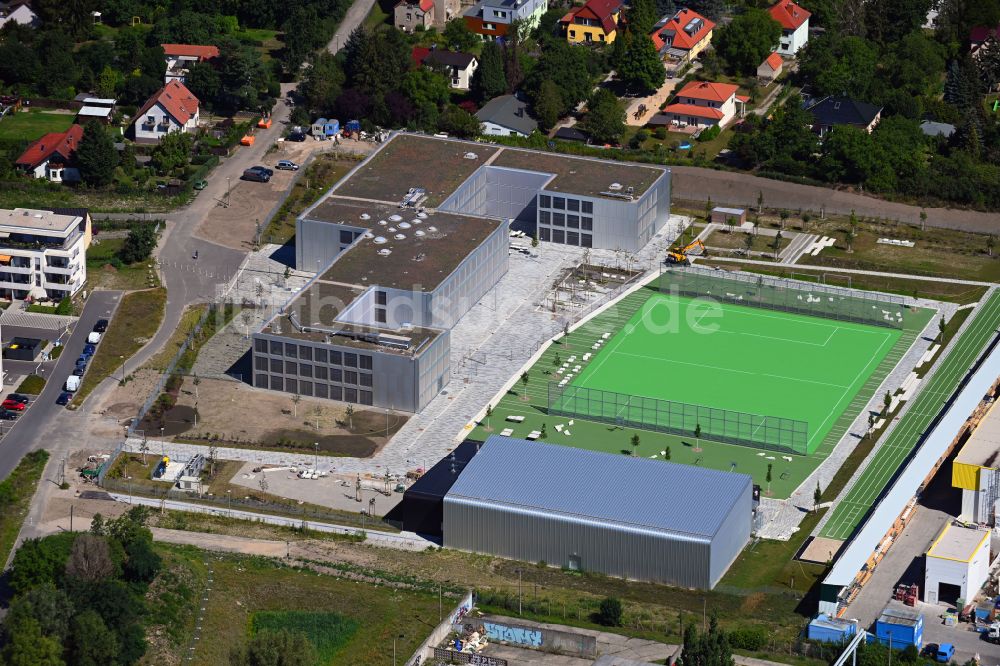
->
[656,81,747,129]
[756,52,782,83]
[0,208,89,301]
[162,43,220,84]
[464,0,547,41]
[395,0,435,32]
[15,124,83,183]
[560,0,623,44]
[75,97,116,125]
[650,9,715,71]
[971,25,1000,58]
[806,96,882,136]
[131,80,200,143]
[422,50,479,89]
[0,1,38,28]
[476,94,537,137]
[769,0,810,56]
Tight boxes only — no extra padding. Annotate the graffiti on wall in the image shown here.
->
[483,621,542,648]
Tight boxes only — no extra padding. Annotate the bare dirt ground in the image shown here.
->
[144,376,405,457]
[89,367,163,436]
[193,139,367,250]
[228,463,404,514]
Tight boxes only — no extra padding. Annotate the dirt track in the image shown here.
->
[671,166,1000,233]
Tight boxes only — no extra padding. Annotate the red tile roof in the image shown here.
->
[736,94,750,103]
[970,25,1000,43]
[768,1,810,30]
[16,124,83,169]
[650,8,714,51]
[675,80,738,103]
[763,51,783,70]
[160,43,220,60]
[661,103,724,120]
[419,0,434,11]
[136,81,200,127]
[561,0,622,35]
[411,46,431,67]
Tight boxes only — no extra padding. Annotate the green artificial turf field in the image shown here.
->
[563,292,901,455]
[469,281,933,499]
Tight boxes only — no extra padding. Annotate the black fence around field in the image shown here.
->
[659,265,910,330]
[547,383,809,454]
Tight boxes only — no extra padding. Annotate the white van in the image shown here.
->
[65,375,80,392]
[87,331,102,344]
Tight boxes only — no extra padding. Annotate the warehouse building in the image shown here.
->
[442,436,752,589]
[924,522,991,606]
[254,133,670,413]
[952,402,1000,525]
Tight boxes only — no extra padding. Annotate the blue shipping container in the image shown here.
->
[808,615,857,644]
[324,119,340,136]
[875,604,923,648]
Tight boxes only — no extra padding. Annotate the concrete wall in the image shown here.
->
[409,590,475,666]
[478,616,597,657]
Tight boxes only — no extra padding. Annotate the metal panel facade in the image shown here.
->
[443,437,752,589]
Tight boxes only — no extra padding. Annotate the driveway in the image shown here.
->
[0,291,122,480]
[327,0,376,54]
[670,167,1000,233]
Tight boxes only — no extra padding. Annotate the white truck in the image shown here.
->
[64,375,80,392]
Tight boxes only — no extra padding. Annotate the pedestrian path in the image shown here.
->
[0,308,76,332]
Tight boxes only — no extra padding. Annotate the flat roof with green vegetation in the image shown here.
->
[470,279,932,498]
[820,289,1000,541]
[491,147,666,198]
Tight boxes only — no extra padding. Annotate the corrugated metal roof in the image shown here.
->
[446,436,752,539]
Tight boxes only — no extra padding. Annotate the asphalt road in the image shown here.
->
[0,291,121,480]
[671,167,1000,233]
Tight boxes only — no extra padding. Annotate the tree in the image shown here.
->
[725,216,736,234]
[438,105,482,139]
[443,17,478,53]
[520,371,530,399]
[883,390,892,415]
[123,536,162,584]
[96,65,123,99]
[150,130,193,175]
[229,629,318,666]
[939,315,946,343]
[989,235,996,257]
[597,597,623,626]
[471,41,506,103]
[681,613,735,666]
[217,37,272,111]
[797,34,878,100]
[686,0,724,20]
[615,29,666,95]
[742,231,754,255]
[65,534,115,583]
[819,126,875,185]
[625,0,657,34]
[534,79,563,131]
[526,40,593,116]
[484,404,493,430]
[345,403,354,430]
[68,610,120,666]
[291,393,301,417]
[119,224,157,264]
[299,52,345,116]
[772,229,783,257]
[665,446,671,460]
[76,121,118,188]
[630,433,640,455]
[185,61,222,109]
[766,463,773,495]
[814,481,822,512]
[9,534,75,595]
[0,617,65,666]
[868,411,877,435]
[694,423,702,451]
[581,89,626,145]
[3,585,75,644]
[716,9,782,75]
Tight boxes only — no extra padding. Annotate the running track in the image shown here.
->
[820,290,1000,540]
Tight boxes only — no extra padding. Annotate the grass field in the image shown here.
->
[0,109,74,141]
[0,450,48,566]
[820,290,1000,540]
[471,281,930,497]
[251,611,359,662]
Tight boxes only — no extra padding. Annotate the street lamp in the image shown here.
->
[392,633,404,666]
[227,489,232,516]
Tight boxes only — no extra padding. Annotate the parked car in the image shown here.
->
[56,391,72,405]
[87,331,102,344]
[93,319,109,333]
[72,366,85,377]
[242,167,271,183]
[276,160,299,171]
[65,375,80,392]
[0,409,18,420]
[287,132,307,142]
[1,399,25,411]
[83,344,96,356]
[76,354,89,365]
[935,644,955,663]
[6,393,28,404]
[193,179,208,190]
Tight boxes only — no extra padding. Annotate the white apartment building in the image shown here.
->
[0,208,90,301]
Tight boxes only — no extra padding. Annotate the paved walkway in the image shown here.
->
[0,309,76,331]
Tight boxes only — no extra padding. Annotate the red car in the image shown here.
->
[1,399,25,411]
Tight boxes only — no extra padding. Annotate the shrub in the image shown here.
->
[729,625,768,650]
[697,124,722,142]
[653,126,667,140]
[597,597,623,627]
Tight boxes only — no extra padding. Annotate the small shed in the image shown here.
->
[711,206,747,226]
[924,522,990,606]
[875,602,923,648]
[311,117,328,137]
[323,119,340,137]
[808,615,857,643]
[757,52,783,83]
[3,337,42,361]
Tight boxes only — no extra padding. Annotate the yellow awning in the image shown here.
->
[0,254,12,263]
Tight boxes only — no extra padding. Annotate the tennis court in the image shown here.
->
[820,290,1000,541]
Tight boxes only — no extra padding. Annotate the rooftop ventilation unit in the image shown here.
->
[463,152,478,160]
[378,219,388,225]
[398,221,411,229]
[414,229,425,237]
[377,333,411,349]
[377,248,392,256]
[608,182,623,191]
[389,214,403,222]
[363,231,374,239]
[373,236,388,244]
[417,212,428,219]
[394,233,406,240]
[360,213,371,220]
[427,226,438,233]
[412,218,422,224]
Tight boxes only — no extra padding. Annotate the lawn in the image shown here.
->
[15,374,45,394]
[0,450,49,566]
[86,235,162,291]
[0,109,74,141]
[188,552,440,666]
[704,228,792,256]
[237,27,283,61]
[144,304,209,371]
[73,287,167,405]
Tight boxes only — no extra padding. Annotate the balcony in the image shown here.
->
[44,263,75,275]
[43,273,72,285]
